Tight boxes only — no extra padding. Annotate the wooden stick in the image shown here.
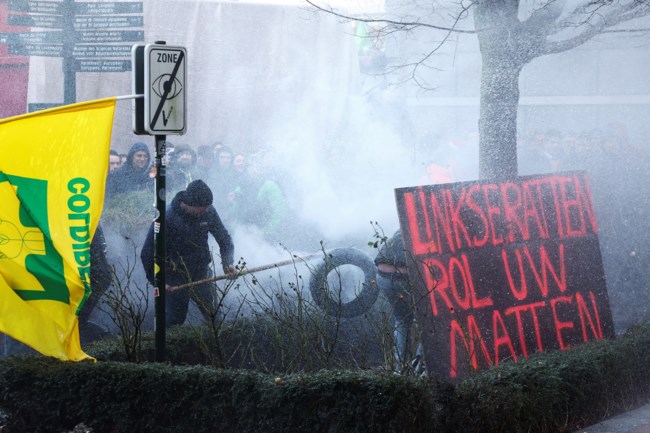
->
[167,253,322,292]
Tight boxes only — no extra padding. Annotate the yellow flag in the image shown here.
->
[0,98,116,361]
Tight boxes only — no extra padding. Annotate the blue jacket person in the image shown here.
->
[141,180,236,327]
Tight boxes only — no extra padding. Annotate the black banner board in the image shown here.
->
[395,171,615,381]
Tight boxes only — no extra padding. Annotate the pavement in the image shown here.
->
[575,402,650,433]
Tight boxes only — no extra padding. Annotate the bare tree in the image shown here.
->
[306,0,650,179]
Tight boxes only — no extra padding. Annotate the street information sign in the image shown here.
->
[3,0,144,104]
[1,31,63,44]
[144,44,187,134]
[9,43,63,57]
[73,44,133,58]
[76,59,131,72]
[8,0,63,14]
[76,30,144,43]
[74,1,143,14]
[8,14,63,28]
[75,15,144,29]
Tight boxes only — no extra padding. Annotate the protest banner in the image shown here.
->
[395,171,615,380]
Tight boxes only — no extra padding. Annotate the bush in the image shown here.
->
[2,324,650,433]
[0,359,439,433]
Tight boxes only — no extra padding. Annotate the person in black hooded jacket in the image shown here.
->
[374,230,422,374]
[140,180,236,327]
[106,142,153,197]
[79,223,112,343]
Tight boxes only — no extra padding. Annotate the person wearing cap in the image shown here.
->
[140,179,237,327]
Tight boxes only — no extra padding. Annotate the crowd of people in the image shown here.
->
[104,140,290,242]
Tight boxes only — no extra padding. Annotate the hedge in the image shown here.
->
[1,324,650,433]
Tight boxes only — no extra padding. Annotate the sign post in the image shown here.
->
[132,41,187,362]
[144,44,187,134]
[152,132,167,363]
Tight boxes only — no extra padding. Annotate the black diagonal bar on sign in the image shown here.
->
[150,49,184,130]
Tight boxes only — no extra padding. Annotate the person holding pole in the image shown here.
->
[141,179,236,327]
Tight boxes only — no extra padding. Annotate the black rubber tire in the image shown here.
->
[309,248,379,318]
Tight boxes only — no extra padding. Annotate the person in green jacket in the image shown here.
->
[228,153,288,241]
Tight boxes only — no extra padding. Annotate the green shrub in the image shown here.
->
[2,324,650,433]
[0,359,439,433]
[102,191,154,237]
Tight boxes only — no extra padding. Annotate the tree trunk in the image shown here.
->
[474,1,525,180]
[477,56,522,179]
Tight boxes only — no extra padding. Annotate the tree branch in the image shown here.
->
[523,0,565,28]
[303,0,476,34]
[542,2,650,55]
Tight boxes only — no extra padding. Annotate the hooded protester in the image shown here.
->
[105,142,153,197]
[166,144,197,195]
[140,180,237,327]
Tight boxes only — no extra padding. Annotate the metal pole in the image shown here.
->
[153,134,167,362]
[62,0,75,104]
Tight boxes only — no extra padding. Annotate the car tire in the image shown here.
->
[308,247,379,318]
